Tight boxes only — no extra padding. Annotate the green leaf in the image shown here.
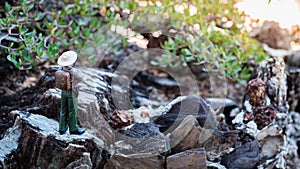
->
[35,12,45,21]
[181,48,192,56]
[28,3,35,11]
[5,2,11,11]
[150,60,159,66]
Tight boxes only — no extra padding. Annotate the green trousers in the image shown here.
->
[59,90,79,132]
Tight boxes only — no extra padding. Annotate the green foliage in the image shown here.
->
[113,0,268,81]
[0,0,108,69]
[0,0,268,82]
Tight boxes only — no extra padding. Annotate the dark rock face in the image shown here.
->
[221,141,260,169]
[120,122,162,138]
[154,95,216,133]
[287,68,300,112]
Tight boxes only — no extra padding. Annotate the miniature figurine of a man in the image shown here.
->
[56,51,85,135]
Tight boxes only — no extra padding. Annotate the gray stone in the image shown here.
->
[169,115,201,153]
[221,141,260,169]
[103,122,169,169]
[256,124,283,158]
[167,148,207,169]
[260,136,283,159]
[168,115,238,160]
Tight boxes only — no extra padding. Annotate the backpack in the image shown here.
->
[55,68,71,90]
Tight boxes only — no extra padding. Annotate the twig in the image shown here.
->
[44,35,51,48]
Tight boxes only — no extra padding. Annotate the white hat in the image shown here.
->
[57,51,78,66]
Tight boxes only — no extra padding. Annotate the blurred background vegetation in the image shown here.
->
[0,0,294,81]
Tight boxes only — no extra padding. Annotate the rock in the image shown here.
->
[166,148,207,169]
[200,130,239,160]
[284,112,300,169]
[104,154,164,169]
[256,125,281,141]
[154,95,216,133]
[241,55,288,130]
[105,123,169,169]
[205,98,239,127]
[257,56,287,112]
[287,50,300,68]
[247,78,266,107]
[0,110,107,168]
[253,106,277,130]
[206,161,227,169]
[109,110,133,129]
[168,115,201,153]
[287,68,300,112]
[26,88,61,120]
[256,126,284,163]
[260,136,283,159]
[249,21,291,50]
[221,141,260,169]
[120,122,162,138]
[169,115,238,159]
[205,97,239,114]
[236,53,290,167]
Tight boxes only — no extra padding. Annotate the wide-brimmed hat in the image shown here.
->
[57,51,78,66]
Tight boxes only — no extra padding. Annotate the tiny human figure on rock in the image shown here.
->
[55,51,85,135]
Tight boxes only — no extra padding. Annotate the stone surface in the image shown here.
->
[205,98,238,115]
[104,122,169,169]
[109,110,133,129]
[257,56,287,112]
[168,115,201,153]
[221,141,260,169]
[260,136,283,159]
[166,148,207,169]
[169,115,238,160]
[287,50,300,68]
[287,68,300,112]
[285,111,300,169]
[0,110,107,169]
[154,95,217,133]
[104,154,164,169]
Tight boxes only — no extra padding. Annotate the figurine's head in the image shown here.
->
[57,51,77,67]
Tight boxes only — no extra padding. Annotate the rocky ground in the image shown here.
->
[1,21,300,169]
